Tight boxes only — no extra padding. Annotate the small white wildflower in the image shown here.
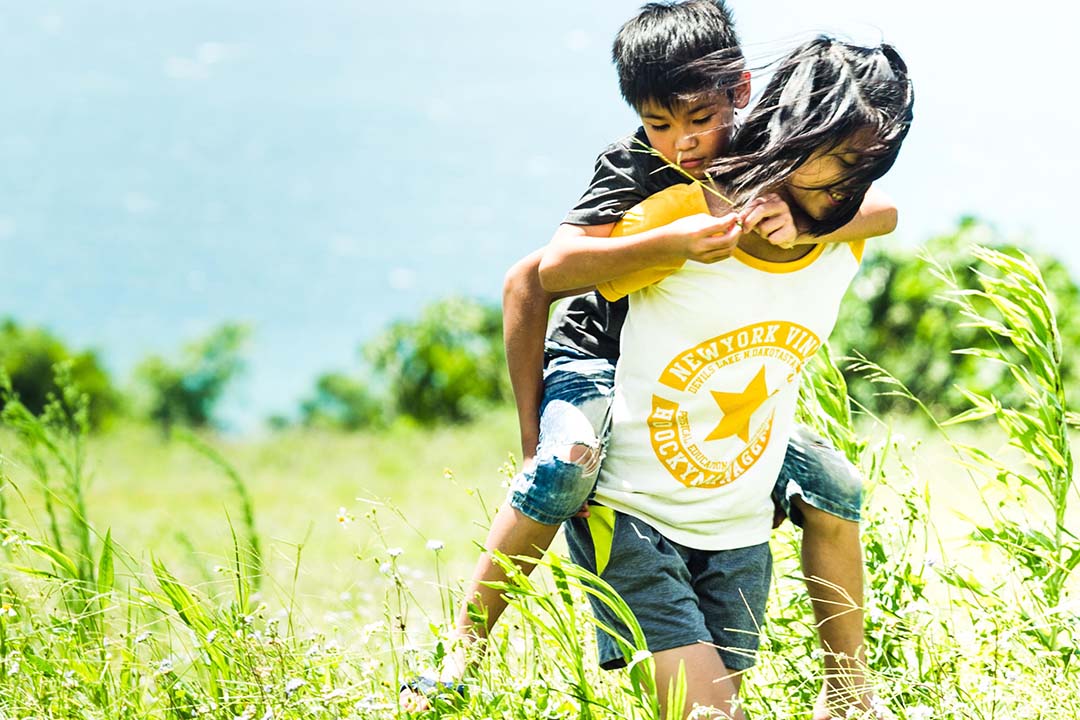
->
[156,658,174,676]
[0,603,15,618]
[426,539,444,552]
[135,631,151,643]
[285,677,306,696]
[259,709,274,720]
[379,562,393,575]
[206,629,219,644]
[907,705,933,720]
[387,547,403,558]
[336,507,353,526]
[6,657,19,677]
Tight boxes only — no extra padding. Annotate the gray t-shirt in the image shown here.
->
[548,128,689,361]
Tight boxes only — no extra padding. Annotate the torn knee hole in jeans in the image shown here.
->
[553,442,602,477]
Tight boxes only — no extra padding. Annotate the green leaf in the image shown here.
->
[26,541,79,579]
[97,528,115,601]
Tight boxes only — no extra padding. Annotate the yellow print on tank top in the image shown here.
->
[648,320,820,489]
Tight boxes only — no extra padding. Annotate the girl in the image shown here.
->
[428,36,913,720]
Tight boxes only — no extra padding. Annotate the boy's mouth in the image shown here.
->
[679,157,705,169]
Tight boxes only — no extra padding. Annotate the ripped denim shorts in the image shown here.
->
[508,343,863,527]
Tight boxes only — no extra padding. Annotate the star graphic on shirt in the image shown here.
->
[705,365,770,443]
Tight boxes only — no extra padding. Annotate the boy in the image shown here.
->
[442,3,896,717]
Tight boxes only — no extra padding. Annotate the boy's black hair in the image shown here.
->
[613,0,743,111]
[704,36,915,235]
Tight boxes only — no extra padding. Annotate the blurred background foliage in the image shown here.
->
[0,319,118,429]
[3,219,1076,434]
[833,217,1080,418]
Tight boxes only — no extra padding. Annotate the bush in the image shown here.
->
[365,296,509,423]
[832,217,1080,417]
[0,318,118,429]
[300,297,509,429]
[299,372,387,430]
[135,323,249,432]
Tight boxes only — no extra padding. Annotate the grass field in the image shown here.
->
[1,400,1076,718]
[1,246,1078,718]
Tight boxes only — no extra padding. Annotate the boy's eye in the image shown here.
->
[649,124,670,132]
[691,114,715,125]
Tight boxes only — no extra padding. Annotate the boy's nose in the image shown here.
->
[674,133,698,152]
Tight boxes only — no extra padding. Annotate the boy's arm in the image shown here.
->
[538,213,741,292]
[503,248,592,463]
[802,185,897,245]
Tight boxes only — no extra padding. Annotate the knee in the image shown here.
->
[530,441,602,513]
[559,443,602,477]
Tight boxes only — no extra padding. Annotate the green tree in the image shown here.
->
[366,296,509,423]
[0,318,118,429]
[301,297,508,429]
[299,372,387,430]
[832,217,1080,417]
[136,324,249,432]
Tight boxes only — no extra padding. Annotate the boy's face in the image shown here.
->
[639,82,749,180]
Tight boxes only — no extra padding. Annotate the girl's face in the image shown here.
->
[784,135,867,220]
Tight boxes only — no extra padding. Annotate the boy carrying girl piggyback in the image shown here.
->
[407,2,914,718]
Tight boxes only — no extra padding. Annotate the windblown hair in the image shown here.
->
[613,0,743,111]
[705,36,915,235]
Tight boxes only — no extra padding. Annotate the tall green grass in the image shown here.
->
[0,245,1075,718]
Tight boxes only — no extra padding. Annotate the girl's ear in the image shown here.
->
[732,71,751,109]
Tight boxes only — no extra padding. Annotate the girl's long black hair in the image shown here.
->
[691,36,915,235]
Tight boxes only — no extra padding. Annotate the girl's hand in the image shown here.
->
[740,193,798,249]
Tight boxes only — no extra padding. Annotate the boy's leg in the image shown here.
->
[565,512,768,720]
[448,355,614,658]
[774,426,876,718]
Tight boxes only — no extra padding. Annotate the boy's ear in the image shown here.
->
[732,72,751,109]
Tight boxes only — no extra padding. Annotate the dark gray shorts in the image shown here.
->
[565,507,772,672]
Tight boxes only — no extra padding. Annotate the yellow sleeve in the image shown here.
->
[596,184,708,301]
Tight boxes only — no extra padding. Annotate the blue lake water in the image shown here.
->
[2,2,1075,430]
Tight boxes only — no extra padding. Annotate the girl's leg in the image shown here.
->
[653,645,744,720]
[774,427,878,718]
[793,499,874,718]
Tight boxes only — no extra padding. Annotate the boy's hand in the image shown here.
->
[741,193,797,249]
[668,212,742,264]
